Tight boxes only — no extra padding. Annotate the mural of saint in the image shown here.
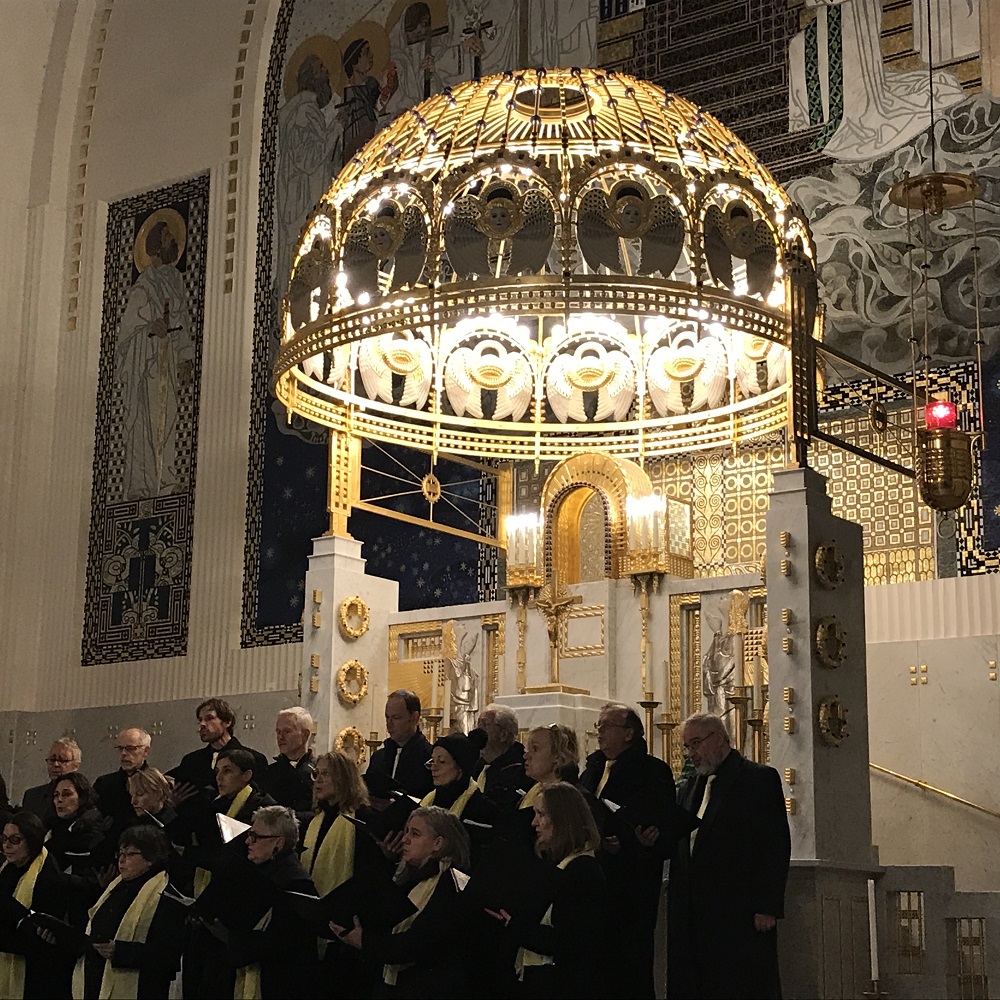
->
[339,25,398,164]
[276,35,343,298]
[387,0,457,112]
[115,209,193,501]
[789,0,967,162]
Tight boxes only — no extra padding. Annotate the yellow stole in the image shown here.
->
[0,848,48,999]
[382,863,446,986]
[233,909,273,1000]
[194,784,255,897]
[301,811,355,896]
[71,869,169,1000]
[420,779,477,817]
[518,782,544,810]
[515,850,594,978]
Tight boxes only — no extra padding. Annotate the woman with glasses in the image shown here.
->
[74,825,183,999]
[332,805,472,998]
[495,782,608,999]
[224,805,317,999]
[420,734,498,857]
[0,811,75,998]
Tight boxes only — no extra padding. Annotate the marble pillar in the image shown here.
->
[766,467,881,999]
[301,535,398,755]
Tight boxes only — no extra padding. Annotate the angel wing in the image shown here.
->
[745,219,777,297]
[600,350,637,421]
[443,347,477,416]
[358,334,432,409]
[508,190,554,276]
[638,196,684,278]
[577,189,621,273]
[444,197,491,279]
[301,352,324,382]
[546,355,574,423]
[389,206,427,291]
[703,205,734,289]
[646,338,729,415]
[495,352,534,420]
[342,218,379,298]
[734,335,785,397]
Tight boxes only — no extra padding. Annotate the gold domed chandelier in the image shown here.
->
[274,69,818,501]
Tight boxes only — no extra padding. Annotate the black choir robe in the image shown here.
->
[366,731,434,799]
[579,741,688,999]
[470,742,528,811]
[667,751,791,1000]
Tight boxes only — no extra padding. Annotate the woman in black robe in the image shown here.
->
[78,825,183,999]
[0,811,75,999]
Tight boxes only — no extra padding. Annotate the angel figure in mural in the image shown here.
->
[445,619,480,735]
[275,36,343,303]
[115,210,194,501]
[788,0,967,162]
[339,30,398,164]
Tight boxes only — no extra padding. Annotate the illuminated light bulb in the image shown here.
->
[367,198,380,214]
[357,292,371,306]
[500,163,512,174]
[766,286,784,308]
[926,399,957,430]
[443,202,454,216]
[708,322,725,337]
[334,272,348,289]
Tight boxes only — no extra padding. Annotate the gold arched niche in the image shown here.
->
[540,453,655,581]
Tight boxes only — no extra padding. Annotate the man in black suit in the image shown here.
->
[667,712,791,1000]
[167,697,268,797]
[93,727,151,846]
[469,703,527,809]
[20,737,83,826]
[365,689,433,799]
[580,702,688,999]
[260,706,315,819]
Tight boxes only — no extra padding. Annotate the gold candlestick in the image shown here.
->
[364,730,382,758]
[639,691,661,756]
[726,685,751,755]
[747,709,765,763]
[655,713,679,764]
[425,708,443,743]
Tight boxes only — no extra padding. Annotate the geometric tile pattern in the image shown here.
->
[82,173,209,664]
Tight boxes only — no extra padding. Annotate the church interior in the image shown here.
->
[1,1,999,997]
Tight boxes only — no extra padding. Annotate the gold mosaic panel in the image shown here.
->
[810,412,935,585]
[722,444,785,571]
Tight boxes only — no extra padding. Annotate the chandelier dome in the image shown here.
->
[275,68,819,463]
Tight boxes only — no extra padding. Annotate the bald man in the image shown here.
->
[93,727,152,845]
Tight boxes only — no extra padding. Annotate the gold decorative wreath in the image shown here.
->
[338,596,370,640]
[337,659,369,705]
[334,726,367,765]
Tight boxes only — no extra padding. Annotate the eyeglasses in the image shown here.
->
[595,722,626,733]
[2,834,24,845]
[45,757,75,765]
[114,745,144,753]
[246,831,281,844]
[117,849,144,860]
[682,733,718,755]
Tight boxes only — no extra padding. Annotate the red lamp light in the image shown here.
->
[925,399,957,430]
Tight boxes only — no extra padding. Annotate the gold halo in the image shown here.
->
[284,34,343,100]
[339,21,391,80]
[133,208,187,273]
[386,0,448,37]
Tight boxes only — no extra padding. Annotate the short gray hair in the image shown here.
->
[119,728,152,747]
[252,805,299,849]
[51,737,82,762]
[277,706,314,735]
[483,703,518,741]
[682,713,730,742]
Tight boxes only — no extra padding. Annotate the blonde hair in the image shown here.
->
[528,724,578,778]
[127,767,171,808]
[314,750,370,812]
